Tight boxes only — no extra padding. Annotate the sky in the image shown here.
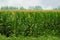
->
[0,0,60,9]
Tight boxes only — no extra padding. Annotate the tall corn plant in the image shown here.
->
[56,12,60,36]
[0,11,13,37]
[0,11,60,37]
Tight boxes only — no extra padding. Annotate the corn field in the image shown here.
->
[0,10,60,37]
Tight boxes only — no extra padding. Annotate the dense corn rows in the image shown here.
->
[0,11,60,37]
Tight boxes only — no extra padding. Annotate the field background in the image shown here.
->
[0,10,60,40]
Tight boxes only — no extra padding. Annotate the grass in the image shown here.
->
[0,35,60,40]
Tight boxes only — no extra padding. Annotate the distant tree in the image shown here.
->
[29,6,43,10]
[1,6,8,10]
[53,6,60,10]
[8,7,18,10]
[1,6,18,10]
[20,7,26,10]
[34,6,43,10]
[28,6,34,10]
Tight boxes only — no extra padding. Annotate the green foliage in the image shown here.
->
[0,35,60,40]
[0,11,60,37]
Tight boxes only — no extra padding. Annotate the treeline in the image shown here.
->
[0,6,60,10]
[0,6,43,10]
